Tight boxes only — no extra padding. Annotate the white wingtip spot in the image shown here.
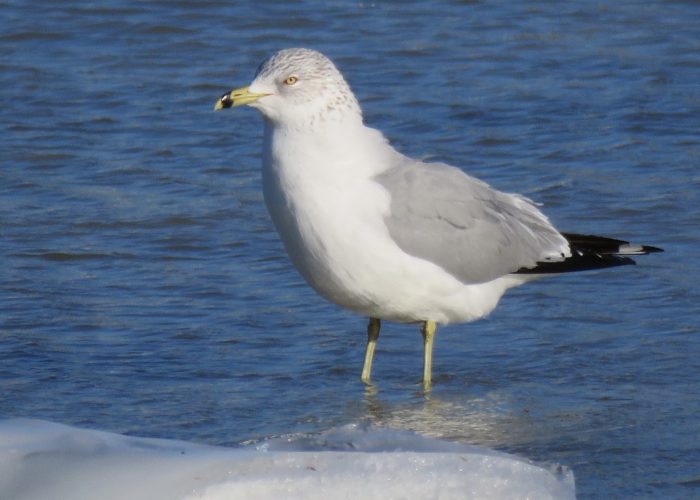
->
[619,244,645,255]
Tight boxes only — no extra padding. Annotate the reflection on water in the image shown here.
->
[362,385,528,449]
[367,387,496,438]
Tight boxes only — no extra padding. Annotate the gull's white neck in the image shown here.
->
[262,117,395,182]
[260,116,398,310]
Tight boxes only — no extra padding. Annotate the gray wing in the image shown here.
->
[374,160,569,284]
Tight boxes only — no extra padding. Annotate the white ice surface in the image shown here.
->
[0,419,575,500]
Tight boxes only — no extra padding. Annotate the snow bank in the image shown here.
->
[0,419,575,499]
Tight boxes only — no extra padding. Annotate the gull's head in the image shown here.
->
[215,48,361,127]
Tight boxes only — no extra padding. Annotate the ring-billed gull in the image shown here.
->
[215,48,662,388]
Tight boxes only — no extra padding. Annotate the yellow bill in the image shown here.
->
[214,86,269,111]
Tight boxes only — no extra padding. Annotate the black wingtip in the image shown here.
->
[515,254,636,275]
[515,233,662,275]
[561,233,663,256]
[641,245,664,253]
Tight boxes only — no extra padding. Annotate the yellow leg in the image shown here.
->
[361,318,381,384]
[421,320,437,389]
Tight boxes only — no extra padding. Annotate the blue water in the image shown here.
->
[2,1,699,497]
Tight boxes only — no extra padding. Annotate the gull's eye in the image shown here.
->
[284,76,298,86]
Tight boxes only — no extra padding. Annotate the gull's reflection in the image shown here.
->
[360,383,540,450]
